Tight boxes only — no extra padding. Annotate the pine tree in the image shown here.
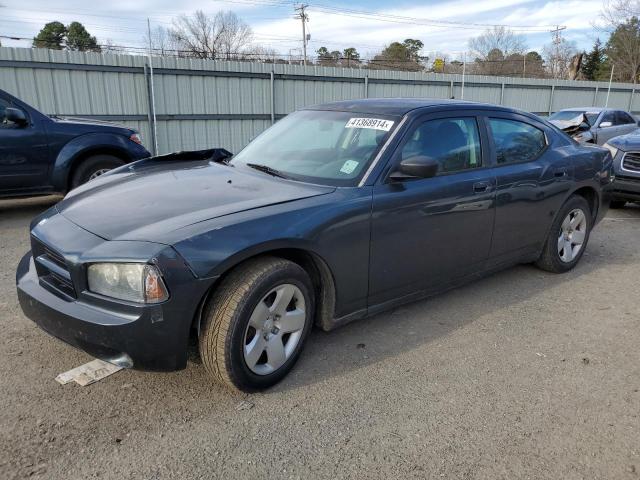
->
[581,39,605,81]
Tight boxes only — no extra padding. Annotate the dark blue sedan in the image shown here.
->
[16,99,613,391]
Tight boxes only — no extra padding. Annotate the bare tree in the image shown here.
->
[217,11,252,59]
[143,25,173,56]
[169,10,252,60]
[543,37,578,79]
[469,26,526,75]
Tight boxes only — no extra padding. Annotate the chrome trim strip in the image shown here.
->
[358,115,408,187]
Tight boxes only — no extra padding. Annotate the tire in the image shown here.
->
[535,195,592,273]
[199,257,315,392]
[70,154,125,189]
[609,200,627,209]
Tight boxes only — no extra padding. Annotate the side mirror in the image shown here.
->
[5,107,28,126]
[390,155,439,180]
[599,121,613,128]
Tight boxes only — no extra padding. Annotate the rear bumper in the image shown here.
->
[17,251,202,371]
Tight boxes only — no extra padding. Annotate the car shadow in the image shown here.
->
[0,195,61,226]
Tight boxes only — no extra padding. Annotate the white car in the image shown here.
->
[548,107,639,145]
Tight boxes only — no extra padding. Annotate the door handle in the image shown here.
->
[473,181,491,193]
[553,167,568,178]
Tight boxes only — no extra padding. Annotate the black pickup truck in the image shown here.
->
[0,89,150,198]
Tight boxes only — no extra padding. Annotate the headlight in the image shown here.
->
[603,142,618,158]
[87,263,169,303]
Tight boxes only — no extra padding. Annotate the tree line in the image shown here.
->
[19,0,640,83]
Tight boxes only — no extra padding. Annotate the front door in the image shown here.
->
[0,95,50,193]
[369,112,496,308]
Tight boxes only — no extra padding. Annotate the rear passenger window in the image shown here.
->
[401,117,482,174]
[488,118,546,165]
[616,111,635,125]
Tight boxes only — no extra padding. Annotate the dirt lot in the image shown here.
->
[1,196,639,480]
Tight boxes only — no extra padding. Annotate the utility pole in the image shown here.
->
[147,18,159,156]
[550,25,566,79]
[294,4,309,66]
[606,64,615,108]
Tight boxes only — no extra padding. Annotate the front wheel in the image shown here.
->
[536,195,592,273]
[199,257,314,392]
[70,154,125,189]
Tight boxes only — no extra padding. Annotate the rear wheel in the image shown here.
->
[536,195,591,273]
[71,154,125,189]
[609,200,627,209]
[199,257,314,392]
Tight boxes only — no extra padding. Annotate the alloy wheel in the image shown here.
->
[557,208,587,263]
[88,168,111,180]
[243,284,306,375]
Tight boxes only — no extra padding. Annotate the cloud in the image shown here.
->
[1,0,602,54]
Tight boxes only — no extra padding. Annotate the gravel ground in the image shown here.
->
[1,195,639,480]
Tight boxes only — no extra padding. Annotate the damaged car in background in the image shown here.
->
[548,107,639,145]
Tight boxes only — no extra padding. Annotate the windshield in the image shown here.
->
[231,110,399,186]
[549,110,599,126]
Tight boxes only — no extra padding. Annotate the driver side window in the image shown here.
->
[0,98,10,127]
[600,111,615,126]
[400,117,482,174]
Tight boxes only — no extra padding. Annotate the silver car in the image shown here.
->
[548,107,639,145]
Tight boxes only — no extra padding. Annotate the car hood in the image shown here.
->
[57,159,335,242]
[549,113,587,134]
[607,131,640,151]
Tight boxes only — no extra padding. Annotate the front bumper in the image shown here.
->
[611,175,640,202]
[17,252,199,371]
[16,209,215,371]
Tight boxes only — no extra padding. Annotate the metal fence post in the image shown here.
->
[144,64,158,156]
[364,75,369,98]
[449,80,454,99]
[593,86,599,107]
[548,85,555,115]
[270,71,275,124]
[500,83,505,105]
[628,88,635,112]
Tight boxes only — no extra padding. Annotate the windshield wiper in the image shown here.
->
[246,163,290,179]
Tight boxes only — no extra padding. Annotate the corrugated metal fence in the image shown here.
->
[2,46,640,155]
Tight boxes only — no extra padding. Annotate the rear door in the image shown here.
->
[0,93,51,192]
[368,111,496,307]
[486,114,573,264]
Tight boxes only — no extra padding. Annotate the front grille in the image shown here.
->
[622,152,640,172]
[31,236,76,300]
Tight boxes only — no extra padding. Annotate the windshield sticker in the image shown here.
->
[340,160,359,174]
[345,118,394,131]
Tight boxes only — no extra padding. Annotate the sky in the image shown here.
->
[0,0,608,60]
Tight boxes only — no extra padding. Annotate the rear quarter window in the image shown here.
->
[488,118,547,165]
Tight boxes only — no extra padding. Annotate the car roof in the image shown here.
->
[557,107,611,113]
[304,98,519,116]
